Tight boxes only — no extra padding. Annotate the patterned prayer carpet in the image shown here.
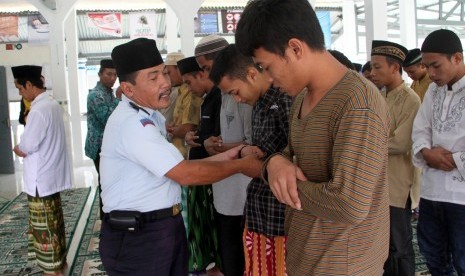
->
[0,188,91,275]
[70,191,106,276]
[69,192,430,276]
[0,196,9,212]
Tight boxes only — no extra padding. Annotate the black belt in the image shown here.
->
[104,203,182,223]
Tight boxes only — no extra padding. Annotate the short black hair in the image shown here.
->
[209,44,255,86]
[235,0,325,57]
[328,50,355,70]
[361,61,371,73]
[16,76,44,89]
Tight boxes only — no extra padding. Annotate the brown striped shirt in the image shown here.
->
[283,71,390,275]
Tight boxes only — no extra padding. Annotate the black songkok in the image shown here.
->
[371,40,408,63]
[100,59,115,69]
[11,65,42,79]
[403,48,422,67]
[177,57,202,75]
[111,38,164,77]
[421,29,463,54]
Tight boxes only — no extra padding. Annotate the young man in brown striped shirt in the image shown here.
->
[235,0,391,275]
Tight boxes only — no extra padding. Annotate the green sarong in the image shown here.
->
[28,192,67,274]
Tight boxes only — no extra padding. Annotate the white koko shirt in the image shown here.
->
[412,75,465,205]
[19,92,72,197]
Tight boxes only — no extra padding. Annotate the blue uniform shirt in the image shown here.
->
[100,95,183,213]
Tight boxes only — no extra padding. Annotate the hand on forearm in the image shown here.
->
[239,145,266,159]
[267,154,304,210]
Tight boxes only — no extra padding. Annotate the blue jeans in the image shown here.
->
[417,198,465,276]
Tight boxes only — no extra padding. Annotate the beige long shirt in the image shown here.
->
[410,73,432,102]
[386,82,421,208]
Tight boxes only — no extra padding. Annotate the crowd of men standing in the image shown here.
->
[10,0,465,275]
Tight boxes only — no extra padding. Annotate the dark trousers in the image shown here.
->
[215,210,245,276]
[99,214,188,276]
[418,198,465,276]
[92,154,104,220]
[383,204,415,276]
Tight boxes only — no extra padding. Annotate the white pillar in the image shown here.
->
[364,0,387,58]
[166,5,181,53]
[29,0,78,103]
[64,9,85,166]
[343,0,358,61]
[165,0,204,57]
[399,0,417,49]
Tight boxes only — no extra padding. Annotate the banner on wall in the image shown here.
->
[317,11,332,48]
[221,10,242,34]
[28,14,50,44]
[0,15,19,43]
[129,12,157,40]
[194,11,218,33]
[87,12,122,37]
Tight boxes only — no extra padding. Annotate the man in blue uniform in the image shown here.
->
[98,38,262,276]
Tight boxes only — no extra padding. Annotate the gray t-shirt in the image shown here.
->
[213,93,253,216]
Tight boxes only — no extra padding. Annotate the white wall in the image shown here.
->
[0,43,52,101]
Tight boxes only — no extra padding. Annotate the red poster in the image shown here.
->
[0,15,19,42]
[87,12,122,37]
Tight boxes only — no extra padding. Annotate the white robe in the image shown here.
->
[412,75,465,205]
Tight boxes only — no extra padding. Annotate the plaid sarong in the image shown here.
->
[27,192,67,274]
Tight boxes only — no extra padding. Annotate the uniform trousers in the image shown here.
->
[99,213,188,276]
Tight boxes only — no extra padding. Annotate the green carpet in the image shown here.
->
[70,191,106,275]
[0,196,9,212]
[0,188,91,275]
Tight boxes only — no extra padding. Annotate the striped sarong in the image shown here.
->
[243,227,287,276]
[28,192,67,274]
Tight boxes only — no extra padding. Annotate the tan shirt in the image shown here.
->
[410,73,432,102]
[171,84,203,158]
[385,82,421,208]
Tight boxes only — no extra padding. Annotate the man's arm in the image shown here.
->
[166,150,263,185]
[452,151,465,177]
[17,110,47,155]
[388,93,420,155]
[298,109,388,224]
[268,109,389,225]
[412,88,433,169]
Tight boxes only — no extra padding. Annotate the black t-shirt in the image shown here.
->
[188,86,222,160]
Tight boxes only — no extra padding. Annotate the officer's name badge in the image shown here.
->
[140,118,155,127]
